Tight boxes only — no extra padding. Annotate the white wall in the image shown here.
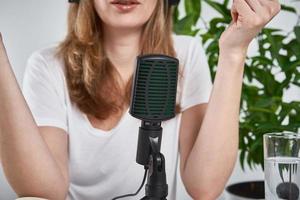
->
[0,0,299,199]
[0,0,68,85]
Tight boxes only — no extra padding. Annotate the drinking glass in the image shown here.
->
[264,132,300,200]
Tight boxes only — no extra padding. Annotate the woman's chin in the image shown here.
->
[105,21,145,32]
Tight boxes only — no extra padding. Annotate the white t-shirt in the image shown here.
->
[22,34,212,200]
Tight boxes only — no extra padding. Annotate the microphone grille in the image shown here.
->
[129,54,179,121]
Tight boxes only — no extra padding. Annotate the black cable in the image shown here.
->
[111,166,148,200]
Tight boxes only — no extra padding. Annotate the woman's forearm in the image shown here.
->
[182,50,246,199]
[0,39,67,199]
[182,0,281,197]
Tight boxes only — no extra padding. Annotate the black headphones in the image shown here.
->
[68,0,180,6]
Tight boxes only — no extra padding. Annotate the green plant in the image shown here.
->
[173,0,300,170]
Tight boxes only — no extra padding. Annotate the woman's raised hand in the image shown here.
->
[219,0,281,53]
[0,32,4,54]
[0,33,9,65]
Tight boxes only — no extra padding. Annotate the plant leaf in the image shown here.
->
[173,15,199,35]
[281,4,297,14]
[295,26,300,44]
[185,0,201,24]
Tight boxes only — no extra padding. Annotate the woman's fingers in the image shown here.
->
[245,0,279,25]
[258,0,281,25]
[232,0,280,29]
[233,0,255,18]
[0,33,4,53]
[0,33,9,63]
[245,0,263,12]
[244,0,268,24]
[221,0,281,50]
[258,0,281,17]
[231,4,238,23]
[0,33,4,49]
[0,33,3,48]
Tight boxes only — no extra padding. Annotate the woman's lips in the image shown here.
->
[111,0,140,12]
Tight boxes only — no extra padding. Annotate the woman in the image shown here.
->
[0,0,280,199]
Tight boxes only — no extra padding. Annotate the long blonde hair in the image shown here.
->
[58,0,179,120]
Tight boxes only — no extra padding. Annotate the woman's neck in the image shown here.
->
[103,26,142,66]
[103,25,142,83]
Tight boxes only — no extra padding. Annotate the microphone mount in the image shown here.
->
[138,121,168,200]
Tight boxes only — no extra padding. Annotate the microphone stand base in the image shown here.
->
[140,197,167,200]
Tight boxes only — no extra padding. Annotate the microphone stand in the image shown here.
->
[136,121,168,200]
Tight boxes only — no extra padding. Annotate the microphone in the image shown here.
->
[130,54,178,121]
[129,54,179,200]
[130,54,179,165]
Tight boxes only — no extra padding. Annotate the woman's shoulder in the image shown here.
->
[29,44,60,61]
[24,45,68,102]
[172,34,203,49]
[172,33,199,42]
[27,44,66,75]
[172,34,205,65]
[25,45,67,90]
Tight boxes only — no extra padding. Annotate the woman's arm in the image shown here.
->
[0,34,68,200]
[179,0,281,199]
[180,51,245,199]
